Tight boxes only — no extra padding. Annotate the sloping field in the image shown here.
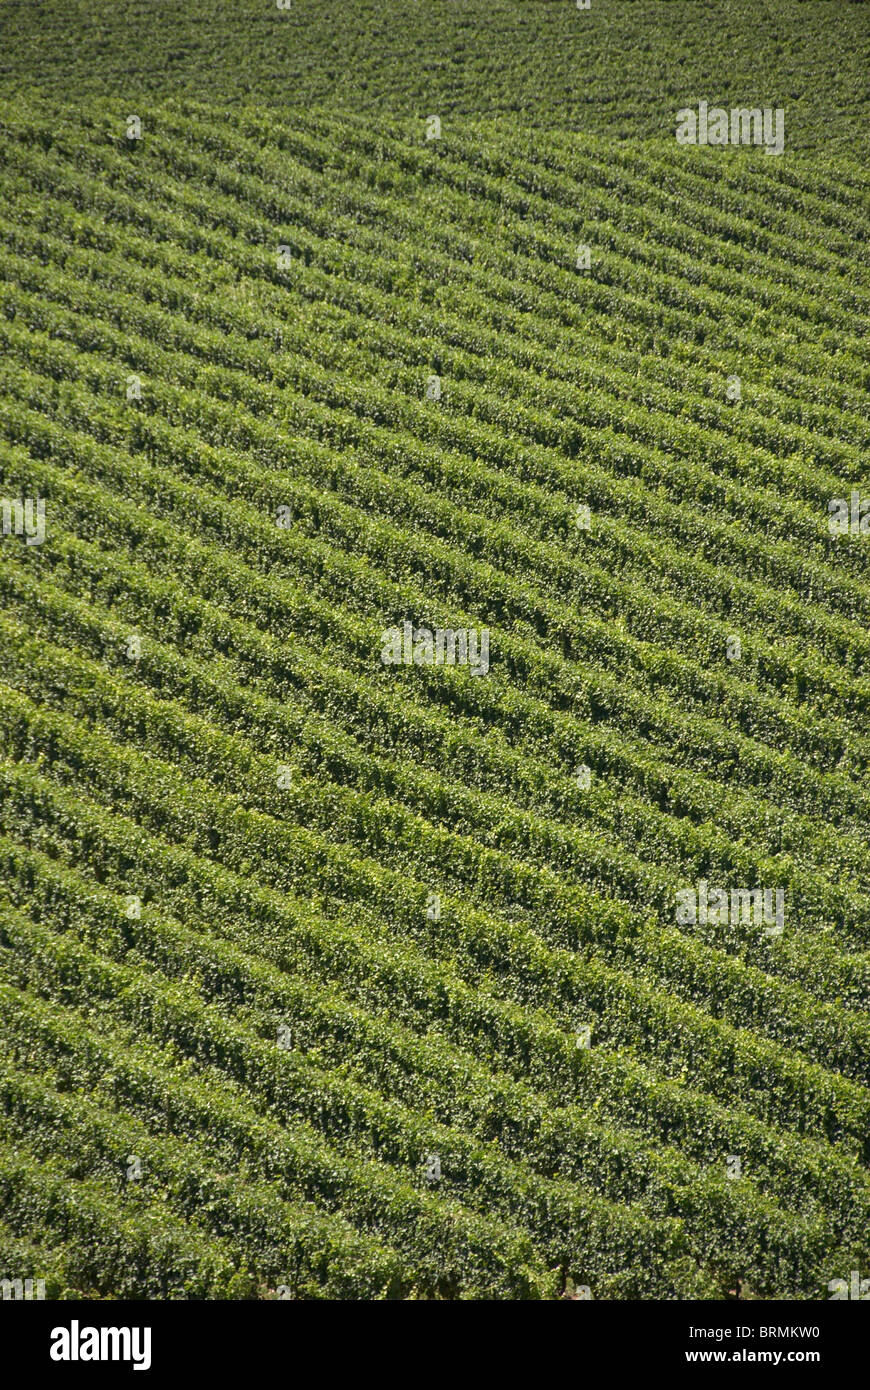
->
[1,0,869,156]
[0,95,869,1299]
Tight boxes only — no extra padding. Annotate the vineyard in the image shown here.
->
[0,80,869,1300]
[2,1,870,158]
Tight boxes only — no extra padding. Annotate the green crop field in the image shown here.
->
[1,2,869,1303]
[3,0,870,156]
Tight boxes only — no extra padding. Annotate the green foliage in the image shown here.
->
[0,95,867,1298]
[2,4,870,157]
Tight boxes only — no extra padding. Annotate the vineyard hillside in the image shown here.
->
[1,0,869,156]
[0,93,869,1299]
